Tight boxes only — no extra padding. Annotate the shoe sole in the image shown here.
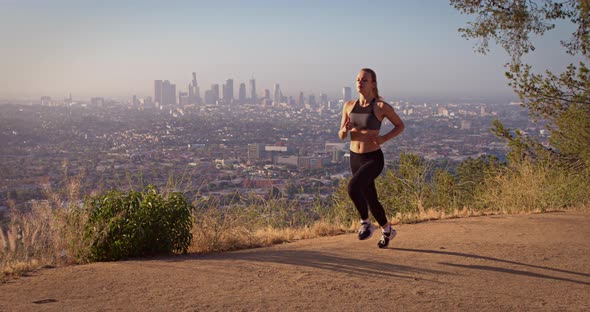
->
[358,226,375,241]
[378,230,397,248]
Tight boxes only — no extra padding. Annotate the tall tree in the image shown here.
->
[451,0,590,169]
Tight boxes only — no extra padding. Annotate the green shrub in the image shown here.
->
[456,155,502,209]
[429,169,460,213]
[82,185,193,261]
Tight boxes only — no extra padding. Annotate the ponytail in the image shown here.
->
[360,68,381,100]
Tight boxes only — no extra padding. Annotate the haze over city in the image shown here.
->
[0,0,579,102]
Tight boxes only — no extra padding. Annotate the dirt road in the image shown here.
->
[1,212,589,311]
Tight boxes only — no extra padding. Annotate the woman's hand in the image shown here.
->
[369,134,386,146]
[339,115,354,138]
[343,115,352,131]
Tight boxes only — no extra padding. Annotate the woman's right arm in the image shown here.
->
[338,102,351,140]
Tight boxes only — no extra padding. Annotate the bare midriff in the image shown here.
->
[349,129,381,154]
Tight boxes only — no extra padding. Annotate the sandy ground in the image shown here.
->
[1,212,589,312]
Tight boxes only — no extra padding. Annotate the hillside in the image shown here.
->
[1,212,589,311]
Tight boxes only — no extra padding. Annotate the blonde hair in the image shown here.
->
[360,68,381,100]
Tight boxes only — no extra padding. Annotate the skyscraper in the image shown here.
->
[155,80,176,106]
[249,78,257,104]
[188,72,201,104]
[154,80,176,106]
[308,94,316,107]
[204,90,214,104]
[161,80,176,106]
[154,80,163,105]
[273,83,281,105]
[211,84,220,103]
[248,143,265,162]
[320,93,328,107]
[343,87,352,102]
[223,78,234,103]
[298,92,305,107]
[222,84,226,103]
[238,83,246,104]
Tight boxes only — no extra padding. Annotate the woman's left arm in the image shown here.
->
[374,102,405,145]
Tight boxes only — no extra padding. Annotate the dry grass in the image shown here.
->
[188,202,556,256]
[189,206,348,254]
[253,221,347,246]
[480,161,590,213]
[1,173,89,280]
[0,200,76,280]
[3,162,589,279]
[389,207,472,224]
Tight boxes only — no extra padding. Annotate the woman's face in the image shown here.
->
[356,71,375,95]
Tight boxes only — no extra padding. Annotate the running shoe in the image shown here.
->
[377,228,397,248]
[358,221,375,240]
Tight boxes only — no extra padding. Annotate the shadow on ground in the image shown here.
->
[394,247,590,286]
[137,249,448,282]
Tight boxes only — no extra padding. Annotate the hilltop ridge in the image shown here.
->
[1,212,589,311]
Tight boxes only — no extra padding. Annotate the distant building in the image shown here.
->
[248,143,265,161]
[298,156,331,170]
[461,120,472,130]
[249,78,257,104]
[343,87,352,102]
[179,91,190,106]
[308,94,317,108]
[265,145,291,153]
[204,90,214,105]
[90,97,105,107]
[154,80,176,106]
[40,96,52,106]
[132,95,140,106]
[154,80,162,105]
[319,93,328,107]
[187,72,201,105]
[261,98,273,107]
[238,83,246,104]
[480,106,490,116]
[275,155,298,166]
[273,83,281,105]
[221,84,226,103]
[266,144,295,163]
[325,142,347,153]
[144,96,153,108]
[298,92,305,107]
[223,79,234,103]
[215,158,238,167]
[331,150,343,163]
[164,81,176,106]
[211,84,220,103]
[438,107,449,117]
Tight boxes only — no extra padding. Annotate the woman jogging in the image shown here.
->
[338,68,405,248]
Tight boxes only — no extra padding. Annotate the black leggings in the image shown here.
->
[348,149,388,226]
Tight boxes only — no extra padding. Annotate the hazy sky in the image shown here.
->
[0,0,579,101]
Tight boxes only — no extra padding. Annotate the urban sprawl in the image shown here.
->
[0,73,547,212]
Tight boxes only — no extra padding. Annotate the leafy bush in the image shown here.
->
[83,185,193,261]
[455,154,502,209]
[323,178,361,227]
[429,169,460,213]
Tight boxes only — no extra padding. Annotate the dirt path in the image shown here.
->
[1,212,589,311]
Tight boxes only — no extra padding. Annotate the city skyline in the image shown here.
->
[0,1,580,101]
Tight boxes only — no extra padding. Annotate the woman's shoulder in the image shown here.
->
[344,100,357,109]
[375,100,393,110]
